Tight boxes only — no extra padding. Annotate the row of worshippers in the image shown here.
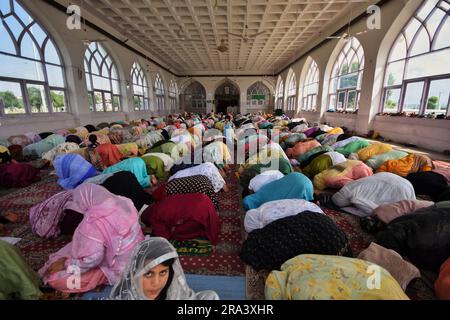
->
[1,112,239,300]
[231,112,450,300]
[2,110,450,300]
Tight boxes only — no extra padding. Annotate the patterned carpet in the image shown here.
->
[0,168,438,300]
[178,168,245,276]
[0,174,72,272]
[0,167,246,297]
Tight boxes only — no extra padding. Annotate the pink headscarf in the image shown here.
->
[29,190,74,239]
[49,183,144,284]
[66,183,140,234]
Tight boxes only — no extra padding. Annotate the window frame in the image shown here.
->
[168,79,177,112]
[184,81,206,110]
[380,0,450,116]
[301,59,319,112]
[154,73,165,112]
[287,73,297,111]
[0,0,69,116]
[275,78,284,110]
[131,62,150,111]
[247,81,270,107]
[382,73,450,116]
[328,38,365,112]
[84,42,121,113]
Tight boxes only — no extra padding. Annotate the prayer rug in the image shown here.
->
[170,238,213,256]
[178,166,246,276]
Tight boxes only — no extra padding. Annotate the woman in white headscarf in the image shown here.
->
[110,237,219,300]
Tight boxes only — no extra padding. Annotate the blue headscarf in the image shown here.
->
[243,172,314,211]
[54,154,98,190]
[102,157,150,188]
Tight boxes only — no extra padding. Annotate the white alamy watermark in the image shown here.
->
[366,264,381,290]
[367,5,381,30]
[66,5,82,30]
[66,265,81,290]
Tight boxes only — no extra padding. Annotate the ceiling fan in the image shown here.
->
[174,26,203,42]
[326,4,369,42]
[227,25,266,43]
[216,39,228,53]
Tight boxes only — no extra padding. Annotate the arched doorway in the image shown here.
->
[215,80,240,114]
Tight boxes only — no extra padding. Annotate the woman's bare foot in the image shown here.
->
[222,184,229,193]
[4,212,18,223]
[219,169,226,178]
[151,175,158,186]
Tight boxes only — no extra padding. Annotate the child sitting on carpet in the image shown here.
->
[110,237,219,300]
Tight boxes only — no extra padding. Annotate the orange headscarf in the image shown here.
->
[96,143,123,167]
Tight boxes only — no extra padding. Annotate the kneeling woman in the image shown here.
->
[38,183,144,293]
[141,193,221,245]
[110,237,219,300]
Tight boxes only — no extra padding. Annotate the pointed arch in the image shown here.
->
[168,79,178,112]
[131,62,150,111]
[182,81,206,112]
[247,81,271,109]
[381,0,450,116]
[286,70,297,112]
[214,79,240,114]
[0,0,68,115]
[154,73,165,112]
[300,57,320,112]
[84,42,121,112]
[327,37,365,112]
[213,78,241,95]
[275,76,284,110]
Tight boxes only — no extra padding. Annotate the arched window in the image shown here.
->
[287,72,297,111]
[328,37,365,112]
[0,0,67,115]
[275,78,284,110]
[247,81,270,108]
[184,81,206,110]
[168,79,177,112]
[302,59,319,111]
[382,0,450,116]
[154,73,165,112]
[131,62,149,111]
[84,42,121,112]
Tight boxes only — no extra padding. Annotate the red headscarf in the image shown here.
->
[141,193,221,245]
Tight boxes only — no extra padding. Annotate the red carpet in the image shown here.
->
[0,168,246,276]
[0,175,71,271]
[323,208,375,255]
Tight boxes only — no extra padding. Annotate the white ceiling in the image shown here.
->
[70,0,377,75]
